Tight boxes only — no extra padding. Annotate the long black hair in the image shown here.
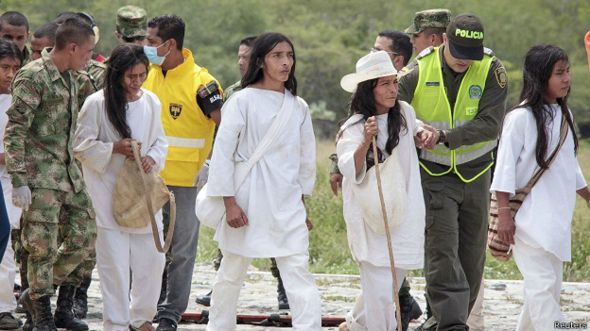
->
[0,39,21,63]
[104,44,149,139]
[519,44,577,169]
[241,32,297,95]
[349,77,407,156]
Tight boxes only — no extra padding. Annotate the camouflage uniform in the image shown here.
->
[223,80,241,100]
[116,5,147,39]
[401,9,452,74]
[3,51,96,301]
[71,60,106,286]
[78,60,106,102]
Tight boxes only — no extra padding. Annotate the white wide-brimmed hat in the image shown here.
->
[340,51,398,93]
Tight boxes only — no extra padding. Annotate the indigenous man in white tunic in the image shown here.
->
[205,32,321,331]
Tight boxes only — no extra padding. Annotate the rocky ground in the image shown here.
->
[16,264,590,330]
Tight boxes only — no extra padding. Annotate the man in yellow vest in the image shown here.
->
[398,14,507,331]
[142,14,223,331]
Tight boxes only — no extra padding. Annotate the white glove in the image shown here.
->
[12,185,32,210]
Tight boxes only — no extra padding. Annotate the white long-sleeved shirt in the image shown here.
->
[74,89,168,233]
[491,104,586,261]
[207,87,316,258]
[336,101,425,269]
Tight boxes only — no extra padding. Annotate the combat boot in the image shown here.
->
[53,286,88,331]
[399,294,422,331]
[31,294,57,331]
[72,277,91,319]
[276,277,289,310]
[23,313,33,331]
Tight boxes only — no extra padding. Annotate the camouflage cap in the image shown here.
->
[405,9,451,34]
[116,5,147,38]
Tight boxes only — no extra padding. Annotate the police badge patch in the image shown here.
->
[468,85,483,99]
[494,66,507,89]
[169,103,182,119]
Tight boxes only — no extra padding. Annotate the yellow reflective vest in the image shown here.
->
[143,48,219,187]
[412,47,496,183]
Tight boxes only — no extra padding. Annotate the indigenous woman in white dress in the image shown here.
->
[491,44,590,331]
[336,51,433,331]
[205,32,321,331]
[74,44,168,331]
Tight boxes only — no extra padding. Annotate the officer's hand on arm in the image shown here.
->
[415,124,438,149]
[223,196,248,228]
[12,186,32,211]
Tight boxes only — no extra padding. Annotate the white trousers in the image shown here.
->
[96,227,165,331]
[0,231,16,313]
[346,262,407,331]
[513,237,564,331]
[206,250,322,331]
[466,277,485,331]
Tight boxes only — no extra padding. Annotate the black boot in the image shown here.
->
[195,290,212,307]
[54,285,88,331]
[19,290,57,331]
[73,277,91,319]
[23,312,34,331]
[276,276,289,310]
[399,294,422,331]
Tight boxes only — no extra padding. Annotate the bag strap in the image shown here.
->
[131,141,175,253]
[232,89,296,190]
[523,111,569,191]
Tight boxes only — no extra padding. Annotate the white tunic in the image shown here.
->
[336,101,425,269]
[490,104,586,261]
[207,88,316,258]
[74,89,168,233]
[0,94,21,228]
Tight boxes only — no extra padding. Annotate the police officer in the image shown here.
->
[4,17,98,331]
[398,14,507,331]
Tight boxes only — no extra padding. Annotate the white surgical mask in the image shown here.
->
[143,41,170,66]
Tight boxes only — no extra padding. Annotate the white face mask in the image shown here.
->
[143,41,170,66]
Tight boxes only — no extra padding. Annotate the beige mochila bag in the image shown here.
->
[112,141,176,253]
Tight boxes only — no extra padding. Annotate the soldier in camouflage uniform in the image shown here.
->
[3,17,97,331]
[115,5,148,46]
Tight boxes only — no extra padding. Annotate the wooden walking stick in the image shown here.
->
[372,137,403,331]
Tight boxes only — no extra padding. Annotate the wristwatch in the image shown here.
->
[437,129,447,144]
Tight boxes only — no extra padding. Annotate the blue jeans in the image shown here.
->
[157,186,200,323]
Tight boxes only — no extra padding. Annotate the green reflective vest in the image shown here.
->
[412,47,497,183]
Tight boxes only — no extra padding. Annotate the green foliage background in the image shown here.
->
[3,0,590,281]
[2,0,590,136]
